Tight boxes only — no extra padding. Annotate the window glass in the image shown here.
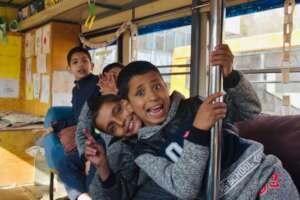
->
[136,25,191,97]
[225,5,300,115]
[89,45,118,75]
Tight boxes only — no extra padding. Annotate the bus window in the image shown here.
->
[136,24,191,97]
[89,45,118,75]
[224,4,300,115]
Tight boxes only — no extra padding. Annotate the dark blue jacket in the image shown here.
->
[52,73,100,132]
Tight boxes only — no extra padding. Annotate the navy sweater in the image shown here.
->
[52,73,100,132]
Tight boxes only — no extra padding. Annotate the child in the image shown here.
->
[75,62,124,159]
[49,47,99,133]
[85,95,142,200]
[114,45,298,199]
[45,46,99,200]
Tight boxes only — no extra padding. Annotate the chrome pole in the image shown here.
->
[207,0,225,200]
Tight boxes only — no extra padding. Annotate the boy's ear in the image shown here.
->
[91,63,94,70]
[67,66,72,73]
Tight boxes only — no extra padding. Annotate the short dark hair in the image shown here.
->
[117,61,161,99]
[103,62,124,73]
[67,46,92,66]
[88,94,122,131]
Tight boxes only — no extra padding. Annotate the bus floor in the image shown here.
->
[0,184,68,200]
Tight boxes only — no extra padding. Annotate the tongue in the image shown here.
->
[149,106,163,116]
[152,107,161,112]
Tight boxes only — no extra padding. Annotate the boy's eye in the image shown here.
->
[113,104,122,115]
[136,89,145,97]
[153,83,162,91]
[72,60,78,65]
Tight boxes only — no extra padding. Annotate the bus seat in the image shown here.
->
[235,114,300,191]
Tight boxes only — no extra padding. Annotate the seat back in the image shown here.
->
[236,114,300,191]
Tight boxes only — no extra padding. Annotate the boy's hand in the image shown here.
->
[84,138,110,181]
[193,92,227,131]
[97,72,118,95]
[210,44,234,77]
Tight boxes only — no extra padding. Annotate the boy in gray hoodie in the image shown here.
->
[113,54,299,199]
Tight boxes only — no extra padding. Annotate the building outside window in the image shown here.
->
[224,4,300,115]
[89,45,118,75]
[136,23,192,97]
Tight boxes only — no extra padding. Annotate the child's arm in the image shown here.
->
[84,130,112,182]
[76,102,93,158]
[87,139,139,200]
[223,70,262,123]
[135,137,209,199]
[135,93,227,199]
[210,44,261,123]
[256,167,299,200]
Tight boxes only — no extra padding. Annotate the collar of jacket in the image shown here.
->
[74,73,95,86]
[138,91,185,140]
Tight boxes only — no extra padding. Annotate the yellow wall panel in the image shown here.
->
[0,35,22,79]
[0,7,18,22]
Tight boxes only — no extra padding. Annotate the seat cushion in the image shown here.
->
[235,114,300,191]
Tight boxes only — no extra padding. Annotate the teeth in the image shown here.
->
[129,121,133,131]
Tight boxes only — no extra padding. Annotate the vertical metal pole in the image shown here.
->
[207,0,225,199]
[190,0,201,96]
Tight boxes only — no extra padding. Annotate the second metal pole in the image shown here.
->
[207,0,225,199]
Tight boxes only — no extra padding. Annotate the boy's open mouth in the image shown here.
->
[77,69,85,74]
[146,104,164,118]
[125,114,138,134]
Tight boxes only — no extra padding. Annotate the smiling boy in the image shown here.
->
[115,45,298,199]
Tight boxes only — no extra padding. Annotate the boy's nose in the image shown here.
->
[147,90,158,101]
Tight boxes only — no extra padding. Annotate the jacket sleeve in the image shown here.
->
[89,142,140,200]
[76,102,93,158]
[257,167,299,200]
[224,70,262,123]
[134,129,210,199]
[51,116,77,133]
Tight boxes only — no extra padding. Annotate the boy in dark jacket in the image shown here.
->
[114,44,297,199]
[48,46,99,200]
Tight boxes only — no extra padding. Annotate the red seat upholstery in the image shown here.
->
[236,114,300,191]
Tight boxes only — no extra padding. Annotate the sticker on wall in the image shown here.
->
[25,82,34,100]
[52,70,74,106]
[36,53,47,74]
[40,74,49,103]
[33,73,40,99]
[42,25,51,54]
[35,28,43,56]
[0,79,19,98]
[25,58,32,83]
